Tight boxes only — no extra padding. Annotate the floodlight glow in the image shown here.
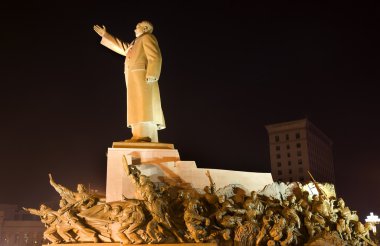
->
[365,212,380,235]
[365,212,380,223]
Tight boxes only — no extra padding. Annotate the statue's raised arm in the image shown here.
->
[205,170,216,194]
[49,173,63,193]
[48,173,76,203]
[23,207,42,216]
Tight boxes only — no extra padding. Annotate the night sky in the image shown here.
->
[1,1,379,219]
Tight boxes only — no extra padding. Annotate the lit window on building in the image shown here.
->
[296,132,300,139]
[276,146,280,151]
[298,159,302,165]
[278,170,282,175]
[276,154,281,159]
[296,143,301,148]
[277,162,281,167]
[275,135,279,142]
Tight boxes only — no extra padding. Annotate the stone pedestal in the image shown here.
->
[106,142,180,202]
[106,142,273,202]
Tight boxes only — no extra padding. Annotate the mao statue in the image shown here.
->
[94,21,165,142]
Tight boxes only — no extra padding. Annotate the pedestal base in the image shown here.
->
[106,143,273,202]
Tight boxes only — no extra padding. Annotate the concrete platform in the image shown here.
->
[112,142,174,149]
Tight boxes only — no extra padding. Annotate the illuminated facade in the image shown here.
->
[0,205,44,246]
[266,119,335,183]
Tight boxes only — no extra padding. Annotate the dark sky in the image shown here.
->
[0,1,379,219]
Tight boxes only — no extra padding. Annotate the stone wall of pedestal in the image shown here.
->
[106,143,273,202]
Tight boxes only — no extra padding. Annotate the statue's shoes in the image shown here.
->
[125,137,152,143]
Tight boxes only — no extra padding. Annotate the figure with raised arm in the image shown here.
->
[93,21,165,142]
[49,173,97,211]
[23,204,62,244]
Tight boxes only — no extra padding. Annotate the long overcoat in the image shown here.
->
[100,32,165,129]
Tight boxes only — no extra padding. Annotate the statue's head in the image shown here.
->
[287,194,296,203]
[77,184,87,193]
[218,194,226,204]
[59,199,68,208]
[139,175,149,185]
[302,190,309,198]
[222,229,231,241]
[188,199,199,209]
[338,218,345,225]
[135,21,154,37]
[147,192,156,203]
[312,194,319,202]
[251,191,258,199]
[337,198,345,207]
[204,186,211,194]
[265,209,273,216]
[111,205,122,214]
[304,209,311,218]
[40,204,48,211]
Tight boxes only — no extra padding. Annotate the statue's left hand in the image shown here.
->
[146,76,158,83]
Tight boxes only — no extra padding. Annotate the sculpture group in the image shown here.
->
[24,21,377,245]
[25,157,376,245]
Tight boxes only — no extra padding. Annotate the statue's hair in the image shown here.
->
[139,20,154,33]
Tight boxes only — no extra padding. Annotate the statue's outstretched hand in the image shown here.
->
[48,173,52,180]
[93,25,106,37]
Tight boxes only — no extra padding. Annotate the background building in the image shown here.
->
[0,204,44,246]
[266,119,335,183]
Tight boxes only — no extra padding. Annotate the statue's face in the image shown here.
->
[139,176,148,185]
[77,184,85,193]
[112,206,121,214]
[204,186,211,193]
[135,23,146,37]
[289,195,296,203]
[338,199,345,207]
[218,195,225,203]
[59,200,67,208]
[251,191,257,199]
[147,193,155,203]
